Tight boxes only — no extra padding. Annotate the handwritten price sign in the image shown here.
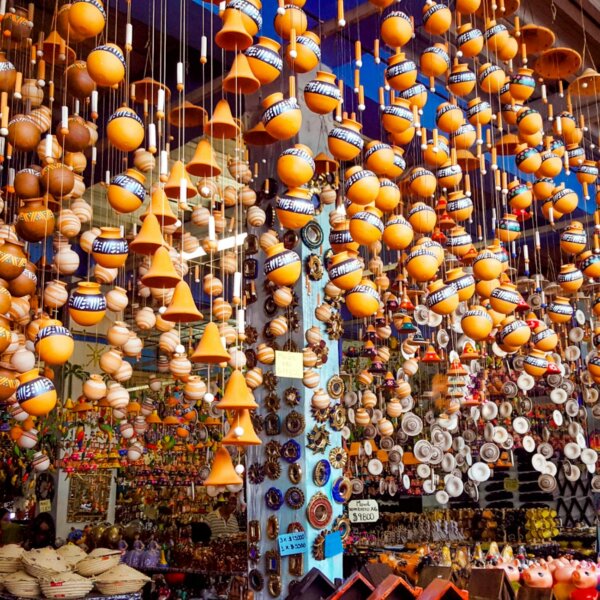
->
[275,351,303,379]
[348,499,379,523]
[278,532,307,557]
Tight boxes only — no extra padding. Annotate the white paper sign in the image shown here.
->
[348,499,379,523]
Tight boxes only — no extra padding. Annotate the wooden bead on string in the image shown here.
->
[337,0,345,27]
[374,38,380,64]
[355,40,362,68]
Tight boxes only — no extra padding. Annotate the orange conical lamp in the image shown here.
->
[162,280,204,322]
[141,246,181,288]
[141,187,178,227]
[164,160,197,200]
[216,369,258,410]
[186,139,222,178]
[222,409,261,446]
[215,9,253,52]
[203,446,243,486]
[192,321,230,364]
[223,53,261,94]
[129,213,166,255]
[204,99,240,140]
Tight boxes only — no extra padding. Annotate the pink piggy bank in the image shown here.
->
[497,559,521,583]
[570,565,599,600]
[522,564,553,589]
[553,560,576,600]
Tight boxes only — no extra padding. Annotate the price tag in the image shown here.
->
[39,499,51,513]
[324,531,344,558]
[503,478,519,492]
[275,351,303,379]
[278,532,307,557]
[348,499,379,523]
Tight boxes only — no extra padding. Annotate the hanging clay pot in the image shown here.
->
[262,93,301,140]
[68,281,107,326]
[107,106,144,152]
[375,179,400,212]
[16,198,55,243]
[245,37,282,85]
[445,268,475,302]
[461,306,493,341]
[108,169,146,214]
[16,368,57,416]
[92,227,129,268]
[66,60,96,99]
[422,1,452,36]
[386,52,418,91]
[304,71,340,115]
[447,62,476,97]
[8,115,41,152]
[420,43,450,78]
[547,296,574,324]
[345,166,379,206]
[327,251,363,291]
[277,144,315,187]
[346,278,380,318]
[0,240,27,281]
[286,31,321,73]
[380,10,413,48]
[560,221,587,254]
[264,242,301,287]
[275,187,315,229]
[35,318,74,365]
[405,248,438,282]
[328,118,363,161]
[456,23,484,58]
[349,206,384,246]
[86,43,126,87]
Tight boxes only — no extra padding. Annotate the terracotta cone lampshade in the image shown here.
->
[204,99,240,140]
[192,321,230,364]
[222,409,261,446]
[223,53,261,94]
[129,213,166,255]
[243,121,278,146]
[164,160,197,200]
[162,280,204,322]
[168,101,208,128]
[215,9,253,52]
[216,369,258,410]
[141,246,181,288]
[204,446,243,486]
[186,139,222,178]
[141,187,178,227]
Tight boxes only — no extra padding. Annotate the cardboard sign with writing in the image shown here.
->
[275,351,303,378]
[39,499,51,513]
[348,499,379,523]
[278,531,307,557]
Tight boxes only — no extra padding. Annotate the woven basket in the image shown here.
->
[3,570,41,599]
[39,571,94,599]
[76,548,121,577]
[56,545,88,570]
[0,544,25,573]
[93,563,150,594]
[22,548,70,579]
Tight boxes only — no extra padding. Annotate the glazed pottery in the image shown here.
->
[304,71,340,114]
[92,227,129,268]
[16,198,55,243]
[16,369,57,416]
[108,169,146,213]
[262,93,301,140]
[68,281,107,326]
[264,243,301,287]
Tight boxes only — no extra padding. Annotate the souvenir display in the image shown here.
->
[0,0,598,597]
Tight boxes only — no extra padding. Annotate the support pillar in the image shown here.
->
[245,71,343,599]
